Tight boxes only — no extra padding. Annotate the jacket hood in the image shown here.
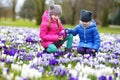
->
[42,10,50,22]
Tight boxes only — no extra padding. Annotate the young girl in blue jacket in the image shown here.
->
[67,10,100,56]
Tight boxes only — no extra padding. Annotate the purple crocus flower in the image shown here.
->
[18,53,26,60]
[30,64,38,70]
[69,77,78,80]
[0,58,5,62]
[67,53,72,58]
[17,49,25,53]
[60,70,67,76]
[108,75,113,80]
[25,55,34,61]
[98,75,107,80]
[4,49,10,55]
[3,46,8,49]
[59,30,66,37]
[116,39,120,43]
[1,40,6,43]
[5,59,13,64]
[54,70,59,76]
[37,52,42,58]
[105,54,111,60]
[115,72,118,77]
[54,53,59,58]
[113,66,117,69]
[23,78,28,80]
[115,56,119,59]
[49,59,59,65]
[104,42,112,45]
[38,67,44,73]
[9,49,17,56]
[26,37,32,42]
[0,46,2,50]
[56,51,64,56]
[114,52,119,56]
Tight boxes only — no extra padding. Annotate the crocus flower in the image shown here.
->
[108,75,113,80]
[69,77,78,80]
[49,59,59,65]
[98,75,107,80]
[0,58,5,62]
[37,52,42,58]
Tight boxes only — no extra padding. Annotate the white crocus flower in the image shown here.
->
[32,57,38,64]
[0,62,5,68]
[6,73,14,80]
[15,76,22,80]
[29,69,42,79]
[2,68,8,76]
[78,74,91,80]
[96,67,113,77]
[69,69,78,78]
[67,64,72,69]
[0,42,4,47]
[75,62,81,71]
[1,54,6,58]
[11,64,22,71]
[21,69,28,78]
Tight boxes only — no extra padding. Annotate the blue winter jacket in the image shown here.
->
[69,20,100,51]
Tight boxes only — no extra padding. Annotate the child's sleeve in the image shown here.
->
[68,25,79,36]
[93,28,100,51]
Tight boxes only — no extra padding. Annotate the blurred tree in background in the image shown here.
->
[19,0,45,24]
[0,0,120,26]
[19,0,35,21]
[57,0,115,26]
[8,0,18,21]
[69,0,79,25]
[110,0,120,25]
[12,0,17,21]
[0,1,2,20]
[0,0,13,20]
[34,0,45,25]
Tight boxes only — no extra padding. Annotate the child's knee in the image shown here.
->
[68,34,73,39]
[77,47,84,53]
[47,44,57,53]
[86,48,93,54]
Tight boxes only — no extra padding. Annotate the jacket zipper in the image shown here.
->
[84,27,86,47]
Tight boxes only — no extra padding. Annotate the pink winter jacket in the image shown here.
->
[39,10,64,48]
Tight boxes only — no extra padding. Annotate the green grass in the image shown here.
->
[98,27,120,34]
[0,18,39,28]
[0,18,120,34]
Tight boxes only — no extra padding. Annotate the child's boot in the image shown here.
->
[64,48,71,54]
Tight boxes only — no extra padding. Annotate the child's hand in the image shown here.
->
[58,35,63,40]
[65,29,69,33]
[92,49,95,53]
[65,29,68,33]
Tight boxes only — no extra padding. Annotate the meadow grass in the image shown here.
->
[0,18,39,28]
[0,18,120,34]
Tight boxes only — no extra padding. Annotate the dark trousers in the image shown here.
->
[77,47,96,56]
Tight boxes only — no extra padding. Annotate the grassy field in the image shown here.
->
[0,18,38,28]
[0,18,120,34]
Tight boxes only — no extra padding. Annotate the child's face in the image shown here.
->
[82,21,90,27]
[51,15,60,21]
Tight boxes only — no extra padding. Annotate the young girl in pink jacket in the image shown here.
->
[40,4,73,53]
